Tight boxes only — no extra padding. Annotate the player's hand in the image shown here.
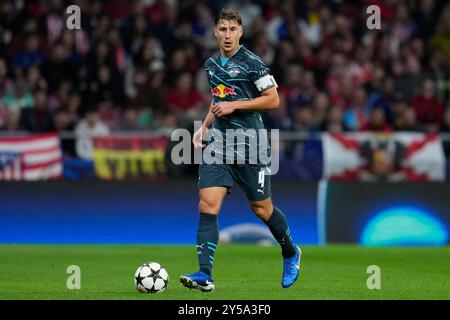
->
[211,102,235,117]
[192,125,208,148]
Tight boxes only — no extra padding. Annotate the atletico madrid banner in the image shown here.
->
[92,135,168,180]
[322,132,446,182]
[0,133,63,180]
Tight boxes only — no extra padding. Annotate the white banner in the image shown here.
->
[322,132,446,182]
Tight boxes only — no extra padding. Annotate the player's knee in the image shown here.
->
[199,199,220,214]
[251,203,272,221]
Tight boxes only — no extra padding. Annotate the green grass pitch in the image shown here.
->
[0,244,449,300]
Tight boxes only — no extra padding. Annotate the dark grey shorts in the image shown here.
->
[198,163,272,201]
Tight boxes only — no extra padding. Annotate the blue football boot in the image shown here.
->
[179,271,215,292]
[282,246,302,288]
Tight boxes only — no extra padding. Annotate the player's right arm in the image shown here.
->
[193,99,215,148]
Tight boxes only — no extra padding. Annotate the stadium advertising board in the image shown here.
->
[323,181,450,246]
[0,181,319,244]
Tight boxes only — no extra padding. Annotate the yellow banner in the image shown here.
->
[93,149,166,180]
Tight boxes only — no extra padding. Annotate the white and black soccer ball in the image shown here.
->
[134,262,169,293]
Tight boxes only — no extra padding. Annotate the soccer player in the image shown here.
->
[179,9,302,292]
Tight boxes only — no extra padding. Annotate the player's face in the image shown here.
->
[214,19,243,56]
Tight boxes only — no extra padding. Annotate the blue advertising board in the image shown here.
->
[0,181,319,244]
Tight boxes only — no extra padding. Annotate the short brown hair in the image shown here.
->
[215,8,242,26]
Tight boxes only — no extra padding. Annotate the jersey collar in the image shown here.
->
[218,45,243,66]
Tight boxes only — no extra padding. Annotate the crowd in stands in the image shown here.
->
[0,0,450,158]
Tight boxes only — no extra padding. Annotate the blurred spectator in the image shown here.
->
[126,39,166,108]
[391,3,418,44]
[12,33,45,69]
[266,0,298,46]
[396,107,421,132]
[325,53,348,104]
[322,14,355,56]
[48,80,72,112]
[0,1,15,53]
[367,76,396,123]
[298,0,323,48]
[53,107,76,157]
[26,65,47,92]
[0,104,5,129]
[2,79,33,110]
[40,42,76,93]
[346,46,373,88]
[430,4,450,59]
[53,108,75,133]
[394,53,424,101]
[0,107,21,132]
[262,92,291,131]
[311,92,330,129]
[0,58,14,97]
[88,64,124,107]
[75,108,110,160]
[125,13,149,56]
[97,100,121,130]
[107,27,127,73]
[251,32,275,66]
[361,107,393,133]
[442,108,450,130]
[292,107,316,133]
[153,110,179,136]
[19,90,54,132]
[343,88,368,131]
[428,47,450,103]
[64,92,82,125]
[86,39,118,80]
[165,49,189,88]
[322,106,346,133]
[270,40,297,82]
[441,108,450,158]
[118,108,145,131]
[279,64,303,118]
[59,29,84,65]
[299,70,318,108]
[191,3,215,48]
[228,0,261,31]
[44,0,65,46]
[391,95,410,129]
[414,0,439,41]
[165,72,206,117]
[411,78,445,133]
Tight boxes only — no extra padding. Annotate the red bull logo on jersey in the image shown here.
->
[211,84,236,99]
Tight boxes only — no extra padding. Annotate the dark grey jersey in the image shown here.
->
[204,45,278,164]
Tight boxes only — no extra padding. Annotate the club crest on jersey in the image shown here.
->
[211,84,237,98]
[228,68,240,77]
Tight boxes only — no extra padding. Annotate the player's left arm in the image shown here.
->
[211,86,279,116]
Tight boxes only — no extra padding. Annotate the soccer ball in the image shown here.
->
[134,262,169,293]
